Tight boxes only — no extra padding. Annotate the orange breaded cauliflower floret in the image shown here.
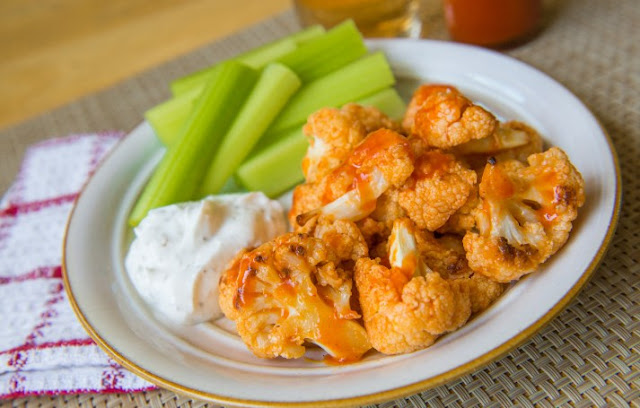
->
[298,215,369,263]
[219,232,371,361]
[415,232,506,314]
[403,84,497,148]
[437,183,480,235]
[438,121,543,234]
[288,182,322,227]
[293,128,414,226]
[341,103,403,134]
[301,104,400,183]
[355,219,472,354]
[454,121,544,172]
[463,147,585,282]
[460,273,507,314]
[397,150,477,231]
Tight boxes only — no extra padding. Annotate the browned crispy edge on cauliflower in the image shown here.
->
[463,147,585,282]
[219,232,371,361]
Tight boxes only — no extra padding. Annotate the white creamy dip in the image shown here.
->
[125,192,287,325]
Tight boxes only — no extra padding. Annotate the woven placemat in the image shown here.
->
[2,0,638,406]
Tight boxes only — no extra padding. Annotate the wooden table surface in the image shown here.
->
[0,0,290,132]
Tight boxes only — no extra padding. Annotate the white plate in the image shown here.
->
[63,39,620,407]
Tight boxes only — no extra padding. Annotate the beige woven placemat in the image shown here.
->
[2,0,638,406]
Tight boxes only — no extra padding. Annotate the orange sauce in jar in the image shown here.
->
[444,0,542,47]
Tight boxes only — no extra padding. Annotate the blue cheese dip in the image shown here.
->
[125,192,287,325]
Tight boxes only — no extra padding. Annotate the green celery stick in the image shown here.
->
[198,63,301,196]
[170,25,325,95]
[238,40,297,68]
[256,51,395,148]
[172,21,362,96]
[288,24,325,44]
[150,23,366,146]
[128,61,258,226]
[145,86,204,146]
[275,20,367,83]
[170,40,294,95]
[235,127,308,198]
[236,86,407,197]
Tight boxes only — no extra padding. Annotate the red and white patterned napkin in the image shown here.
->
[0,133,156,399]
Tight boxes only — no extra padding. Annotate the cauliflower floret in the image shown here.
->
[463,147,585,282]
[403,84,497,148]
[415,232,506,314]
[294,128,414,226]
[219,248,250,322]
[219,232,371,361]
[301,104,400,183]
[288,182,323,227]
[397,150,477,231]
[301,107,365,184]
[407,134,430,159]
[354,218,472,354]
[437,183,480,235]
[457,273,506,314]
[341,103,403,134]
[299,215,369,263]
[415,230,472,279]
[346,128,415,188]
[454,121,544,172]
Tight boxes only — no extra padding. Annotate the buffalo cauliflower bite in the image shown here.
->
[415,230,472,279]
[454,121,544,172]
[403,84,497,148]
[341,103,403,134]
[298,215,369,263]
[407,134,429,159]
[397,150,477,231]
[301,107,365,184]
[437,183,480,235]
[415,232,506,314]
[301,104,400,183]
[218,232,371,361]
[463,147,585,282]
[355,218,472,354]
[294,128,414,226]
[459,273,507,314]
[288,182,323,228]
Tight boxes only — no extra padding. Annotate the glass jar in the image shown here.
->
[444,0,542,48]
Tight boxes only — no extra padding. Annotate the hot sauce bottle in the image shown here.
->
[444,0,542,48]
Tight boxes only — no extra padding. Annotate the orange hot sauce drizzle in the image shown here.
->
[480,164,515,200]
[321,129,409,208]
[389,267,410,295]
[312,293,366,364]
[350,129,411,208]
[349,128,403,166]
[354,171,378,214]
[415,151,454,179]
[234,256,258,309]
[533,171,560,226]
